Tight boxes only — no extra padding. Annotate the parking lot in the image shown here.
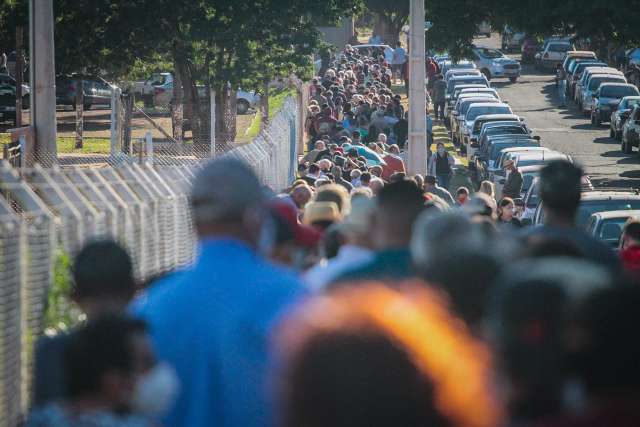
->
[477,34,640,188]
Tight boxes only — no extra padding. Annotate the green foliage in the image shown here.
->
[44,249,83,335]
[246,87,296,138]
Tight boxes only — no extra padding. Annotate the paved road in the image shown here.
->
[475,35,640,188]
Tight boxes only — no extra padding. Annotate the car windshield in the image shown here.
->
[486,126,526,136]
[448,78,486,94]
[621,99,640,110]
[577,200,640,227]
[467,106,512,121]
[476,48,504,59]
[450,62,475,69]
[601,86,640,98]
[517,156,565,167]
[589,77,624,91]
[461,99,497,114]
[568,59,595,73]
[549,43,571,52]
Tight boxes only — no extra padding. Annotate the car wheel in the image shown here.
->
[623,137,633,154]
[481,69,491,81]
[236,99,250,115]
[509,77,518,83]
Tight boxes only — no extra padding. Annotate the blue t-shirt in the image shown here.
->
[131,238,305,427]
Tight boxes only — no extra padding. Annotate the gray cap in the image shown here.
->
[191,157,264,223]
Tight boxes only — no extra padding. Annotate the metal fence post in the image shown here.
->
[110,86,118,158]
[146,132,153,166]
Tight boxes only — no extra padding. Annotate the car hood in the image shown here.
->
[491,57,519,65]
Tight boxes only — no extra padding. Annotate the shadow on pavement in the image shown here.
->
[571,123,597,131]
[591,176,640,188]
[593,137,620,145]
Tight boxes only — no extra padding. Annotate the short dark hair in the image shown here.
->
[360,172,372,184]
[539,161,583,216]
[377,181,424,221]
[456,187,470,196]
[65,314,147,398]
[308,164,320,174]
[622,220,640,241]
[424,175,437,185]
[72,240,135,301]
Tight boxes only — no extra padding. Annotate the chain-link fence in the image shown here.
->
[0,93,299,426]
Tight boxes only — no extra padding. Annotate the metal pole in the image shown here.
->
[29,0,57,166]
[15,26,23,128]
[145,131,153,166]
[110,86,118,156]
[407,0,427,175]
[210,90,216,158]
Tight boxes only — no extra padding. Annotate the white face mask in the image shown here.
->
[132,362,180,417]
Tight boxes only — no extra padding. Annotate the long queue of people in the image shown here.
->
[24,45,640,427]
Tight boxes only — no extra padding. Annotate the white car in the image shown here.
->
[535,41,575,70]
[586,210,640,248]
[153,81,260,114]
[471,47,521,82]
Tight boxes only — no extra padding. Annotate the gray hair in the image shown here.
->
[191,157,263,225]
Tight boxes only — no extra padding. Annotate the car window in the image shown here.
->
[475,48,504,59]
[549,43,571,52]
[522,173,538,192]
[596,218,628,241]
[588,77,625,91]
[486,126,527,136]
[577,200,640,227]
[467,106,512,121]
[601,86,640,98]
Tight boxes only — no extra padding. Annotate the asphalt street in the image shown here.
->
[474,35,640,188]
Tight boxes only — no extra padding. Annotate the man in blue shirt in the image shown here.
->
[131,158,304,427]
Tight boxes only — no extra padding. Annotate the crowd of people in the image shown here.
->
[24,45,640,427]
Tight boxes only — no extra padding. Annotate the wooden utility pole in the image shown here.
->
[15,26,23,127]
[407,0,427,175]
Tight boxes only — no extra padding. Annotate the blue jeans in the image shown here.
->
[558,81,566,106]
[437,174,451,190]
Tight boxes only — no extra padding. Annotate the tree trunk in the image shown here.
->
[171,59,184,145]
[214,85,237,151]
[75,79,84,149]
[182,62,202,145]
[123,93,134,154]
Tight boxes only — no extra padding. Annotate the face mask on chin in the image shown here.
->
[131,362,180,417]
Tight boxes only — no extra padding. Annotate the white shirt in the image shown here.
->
[303,245,374,292]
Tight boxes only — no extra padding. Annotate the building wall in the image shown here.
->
[317,17,354,48]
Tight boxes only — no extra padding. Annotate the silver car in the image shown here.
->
[591,83,639,126]
[471,47,521,82]
[580,74,627,115]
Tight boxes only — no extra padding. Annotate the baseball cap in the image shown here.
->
[269,201,321,248]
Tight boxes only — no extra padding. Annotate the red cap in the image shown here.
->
[269,201,322,248]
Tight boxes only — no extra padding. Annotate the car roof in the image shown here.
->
[566,51,597,57]
[600,83,637,89]
[468,102,510,108]
[516,151,567,160]
[475,114,520,121]
[451,75,486,81]
[456,84,489,90]
[519,165,544,173]
[483,121,526,128]
[461,97,500,104]
[584,67,623,75]
[504,146,551,154]
[581,191,640,201]
[590,210,640,220]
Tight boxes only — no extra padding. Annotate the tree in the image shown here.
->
[364,0,409,44]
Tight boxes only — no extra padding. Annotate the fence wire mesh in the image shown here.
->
[0,94,299,426]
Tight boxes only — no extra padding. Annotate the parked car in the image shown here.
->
[471,47,521,82]
[440,60,477,77]
[522,175,594,224]
[474,137,540,183]
[611,96,640,140]
[477,121,532,148]
[535,40,575,70]
[534,190,640,228]
[153,81,260,114]
[580,73,627,115]
[444,68,482,82]
[450,96,501,143]
[575,67,623,106]
[621,104,640,153]
[133,72,173,106]
[0,79,18,125]
[562,51,597,73]
[459,103,513,151]
[465,113,521,160]
[586,210,640,248]
[56,75,113,110]
[445,84,494,121]
[591,83,640,126]
[0,73,29,109]
[445,75,489,103]
[567,62,606,98]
